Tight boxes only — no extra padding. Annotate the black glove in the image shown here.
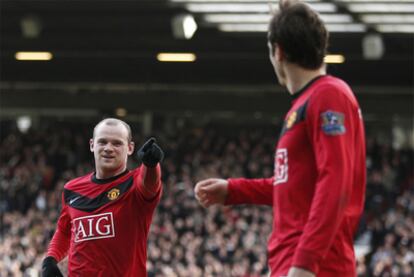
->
[137,138,164,168]
[42,256,63,277]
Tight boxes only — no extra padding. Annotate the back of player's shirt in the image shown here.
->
[268,75,366,276]
[226,75,366,276]
[55,168,161,276]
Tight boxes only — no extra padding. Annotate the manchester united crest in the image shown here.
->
[286,111,297,129]
[107,188,120,201]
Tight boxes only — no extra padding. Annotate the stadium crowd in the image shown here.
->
[0,120,412,276]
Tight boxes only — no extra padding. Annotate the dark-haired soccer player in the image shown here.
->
[42,118,164,277]
[195,1,366,276]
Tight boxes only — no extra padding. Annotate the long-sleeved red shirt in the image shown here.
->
[46,165,161,276]
[226,75,366,277]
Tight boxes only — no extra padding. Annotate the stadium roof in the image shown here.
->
[1,0,413,88]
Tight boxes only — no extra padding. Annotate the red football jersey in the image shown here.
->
[226,75,366,277]
[47,166,162,277]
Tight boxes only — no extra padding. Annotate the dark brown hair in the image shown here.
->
[268,0,328,69]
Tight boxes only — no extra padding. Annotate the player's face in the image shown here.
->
[268,42,286,87]
[90,123,134,177]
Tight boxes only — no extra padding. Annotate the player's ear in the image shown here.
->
[128,141,135,156]
[89,138,94,152]
[275,44,284,62]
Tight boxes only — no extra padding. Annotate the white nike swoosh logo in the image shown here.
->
[69,196,81,205]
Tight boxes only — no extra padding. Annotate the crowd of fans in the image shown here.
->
[355,138,414,276]
[0,119,412,276]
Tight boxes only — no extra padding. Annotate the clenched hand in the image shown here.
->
[194,178,229,208]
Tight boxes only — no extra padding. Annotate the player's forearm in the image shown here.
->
[140,164,162,199]
[46,228,71,262]
[225,177,273,206]
[292,158,351,273]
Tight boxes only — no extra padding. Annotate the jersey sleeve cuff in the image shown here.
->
[292,248,321,275]
[224,178,242,205]
[44,255,58,263]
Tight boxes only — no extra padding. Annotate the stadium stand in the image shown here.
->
[0,120,412,276]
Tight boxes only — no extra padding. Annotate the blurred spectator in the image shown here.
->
[356,138,414,277]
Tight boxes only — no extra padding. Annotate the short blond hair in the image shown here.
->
[93,118,132,142]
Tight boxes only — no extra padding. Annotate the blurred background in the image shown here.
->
[0,0,413,276]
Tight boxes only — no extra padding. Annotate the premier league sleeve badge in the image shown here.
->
[320,110,346,135]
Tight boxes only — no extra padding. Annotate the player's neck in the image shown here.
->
[95,166,127,180]
[285,64,326,95]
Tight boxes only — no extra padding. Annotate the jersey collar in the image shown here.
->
[92,169,129,184]
[290,75,326,101]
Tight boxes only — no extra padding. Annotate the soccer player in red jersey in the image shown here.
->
[41,118,164,277]
[195,1,366,277]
